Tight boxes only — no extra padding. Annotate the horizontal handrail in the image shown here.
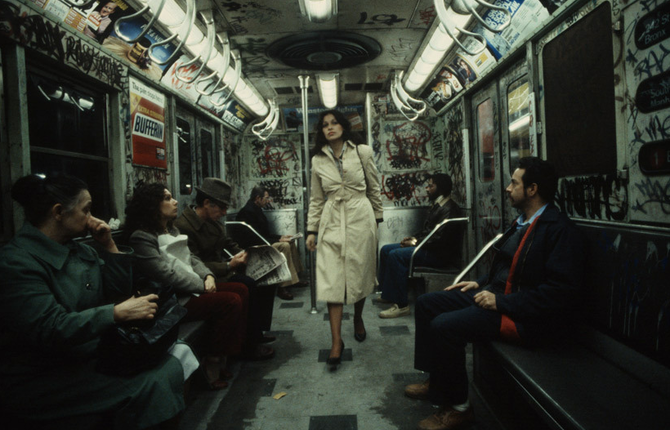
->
[453,232,503,284]
[409,217,469,276]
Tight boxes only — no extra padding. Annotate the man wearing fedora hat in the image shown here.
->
[175,177,276,360]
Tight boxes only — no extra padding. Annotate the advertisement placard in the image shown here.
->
[130,77,167,168]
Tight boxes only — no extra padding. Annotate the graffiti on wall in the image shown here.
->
[380,121,433,171]
[556,174,628,221]
[624,0,670,224]
[633,177,670,214]
[443,105,466,205]
[236,134,303,210]
[245,135,301,179]
[240,178,303,209]
[380,171,431,207]
[0,1,126,88]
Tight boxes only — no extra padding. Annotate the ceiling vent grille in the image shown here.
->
[267,31,381,71]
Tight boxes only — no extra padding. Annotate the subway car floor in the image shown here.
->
[180,284,501,430]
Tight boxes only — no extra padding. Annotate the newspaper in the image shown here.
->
[244,245,292,287]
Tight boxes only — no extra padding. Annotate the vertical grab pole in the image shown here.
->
[299,75,317,314]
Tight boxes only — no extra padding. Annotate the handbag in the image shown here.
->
[96,279,187,376]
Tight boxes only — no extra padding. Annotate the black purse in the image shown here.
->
[96,280,187,376]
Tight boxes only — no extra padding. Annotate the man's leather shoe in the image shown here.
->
[259,335,276,344]
[277,286,293,300]
[417,406,474,430]
[405,379,430,400]
[244,345,275,361]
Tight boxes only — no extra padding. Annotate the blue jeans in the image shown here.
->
[378,243,444,307]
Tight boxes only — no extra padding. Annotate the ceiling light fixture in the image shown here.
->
[299,0,338,23]
[317,74,338,108]
[404,5,473,92]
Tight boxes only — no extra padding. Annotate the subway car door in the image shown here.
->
[498,61,533,225]
[174,108,220,210]
[471,81,505,275]
[175,108,196,209]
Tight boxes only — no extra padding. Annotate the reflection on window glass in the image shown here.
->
[177,118,193,194]
[31,152,111,219]
[477,98,495,183]
[507,77,530,171]
[27,69,111,220]
[201,129,213,178]
[28,73,107,157]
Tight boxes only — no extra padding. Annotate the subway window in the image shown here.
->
[507,77,531,171]
[26,68,112,220]
[176,117,193,194]
[477,98,495,182]
[201,128,214,178]
[541,2,616,176]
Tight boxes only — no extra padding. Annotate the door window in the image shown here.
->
[477,98,496,182]
[176,117,193,194]
[507,77,531,171]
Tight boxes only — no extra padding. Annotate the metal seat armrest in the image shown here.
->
[409,217,469,276]
[453,233,503,285]
[223,222,272,258]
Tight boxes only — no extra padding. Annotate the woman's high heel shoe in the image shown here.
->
[326,341,344,371]
[354,318,366,342]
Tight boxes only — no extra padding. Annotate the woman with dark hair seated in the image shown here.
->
[0,174,188,429]
[125,183,271,389]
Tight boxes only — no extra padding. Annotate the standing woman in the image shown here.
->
[306,110,383,370]
[0,174,186,429]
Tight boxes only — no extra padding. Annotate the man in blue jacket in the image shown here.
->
[377,173,463,318]
[405,157,585,430]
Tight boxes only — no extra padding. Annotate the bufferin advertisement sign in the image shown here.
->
[130,77,167,169]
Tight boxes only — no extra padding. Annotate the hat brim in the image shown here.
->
[194,186,231,207]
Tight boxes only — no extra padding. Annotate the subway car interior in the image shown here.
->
[1,0,670,429]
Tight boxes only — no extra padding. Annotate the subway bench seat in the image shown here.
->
[473,325,670,430]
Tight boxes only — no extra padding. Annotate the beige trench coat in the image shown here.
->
[307,141,384,304]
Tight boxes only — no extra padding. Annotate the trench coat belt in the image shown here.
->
[331,191,366,257]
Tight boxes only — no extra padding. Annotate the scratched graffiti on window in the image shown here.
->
[380,121,433,171]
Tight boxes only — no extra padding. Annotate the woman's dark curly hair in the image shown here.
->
[310,110,363,157]
[124,183,171,237]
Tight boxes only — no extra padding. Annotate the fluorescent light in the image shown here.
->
[317,74,338,108]
[144,0,187,28]
[299,0,338,23]
[404,5,473,92]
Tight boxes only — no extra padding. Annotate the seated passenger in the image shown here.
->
[0,174,188,429]
[405,157,585,430]
[235,185,305,301]
[377,173,463,318]
[174,178,278,350]
[125,184,268,389]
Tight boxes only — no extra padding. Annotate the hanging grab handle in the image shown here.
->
[209,53,242,108]
[195,34,231,96]
[147,0,197,65]
[434,0,488,56]
[251,100,280,140]
[112,0,167,44]
[175,10,216,83]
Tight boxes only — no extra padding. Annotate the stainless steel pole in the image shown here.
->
[299,75,318,314]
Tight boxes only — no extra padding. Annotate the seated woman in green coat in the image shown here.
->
[0,174,188,430]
